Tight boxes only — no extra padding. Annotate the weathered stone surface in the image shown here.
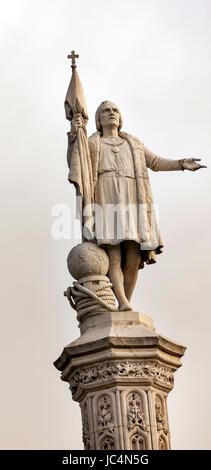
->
[72,383,172,449]
[55,55,196,448]
[54,310,186,449]
[67,83,206,309]
[67,242,109,280]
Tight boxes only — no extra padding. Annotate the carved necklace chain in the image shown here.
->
[101,137,125,146]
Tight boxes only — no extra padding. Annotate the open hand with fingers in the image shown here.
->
[181,158,207,171]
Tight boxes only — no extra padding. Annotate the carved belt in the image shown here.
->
[98,169,135,178]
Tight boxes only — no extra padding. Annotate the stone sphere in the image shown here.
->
[67,242,109,280]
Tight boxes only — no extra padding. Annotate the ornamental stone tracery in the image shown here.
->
[81,402,90,450]
[155,394,168,436]
[127,392,148,432]
[68,360,174,396]
[97,395,115,437]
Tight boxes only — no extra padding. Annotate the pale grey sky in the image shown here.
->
[0,0,211,450]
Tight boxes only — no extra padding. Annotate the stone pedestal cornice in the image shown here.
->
[54,311,186,450]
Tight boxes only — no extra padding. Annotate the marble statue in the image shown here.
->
[65,51,206,312]
[54,51,204,451]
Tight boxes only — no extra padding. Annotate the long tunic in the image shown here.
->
[94,136,173,249]
[67,131,182,268]
[95,137,139,244]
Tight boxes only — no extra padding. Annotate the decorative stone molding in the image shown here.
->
[149,392,170,450]
[81,401,90,450]
[126,390,150,450]
[127,392,148,432]
[158,435,168,450]
[69,360,174,397]
[97,395,115,436]
[130,433,145,450]
[155,394,168,435]
[101,437,115,450]
[54,309,186,449]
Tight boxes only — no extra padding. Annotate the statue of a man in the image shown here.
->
[67,100,206,311]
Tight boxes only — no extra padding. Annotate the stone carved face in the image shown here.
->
[95,101,122,133]
[100,101,120,129]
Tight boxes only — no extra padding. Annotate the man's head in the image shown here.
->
[95,101,123,134]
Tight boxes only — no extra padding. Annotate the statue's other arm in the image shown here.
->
[144,146,183,172]
[144,146,207,172]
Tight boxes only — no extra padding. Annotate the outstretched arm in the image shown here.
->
[144,146,207,172]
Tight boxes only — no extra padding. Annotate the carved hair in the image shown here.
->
[95,101,123,134]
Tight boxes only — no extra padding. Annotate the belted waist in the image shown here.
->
[98,169,135,178]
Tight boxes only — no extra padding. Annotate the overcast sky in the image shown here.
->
[1,0,211,450]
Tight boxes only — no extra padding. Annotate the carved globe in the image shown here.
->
[67,242,109,280]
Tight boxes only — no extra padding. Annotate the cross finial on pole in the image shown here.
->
[67,50,79,68]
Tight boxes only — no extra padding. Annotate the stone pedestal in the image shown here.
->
[54,311,186,450]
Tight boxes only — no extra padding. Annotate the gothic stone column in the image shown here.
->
[54,311,186,450]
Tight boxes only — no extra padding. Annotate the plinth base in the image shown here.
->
[54,310,186,450]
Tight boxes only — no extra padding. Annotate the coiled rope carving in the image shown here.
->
[64,276,117,320]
